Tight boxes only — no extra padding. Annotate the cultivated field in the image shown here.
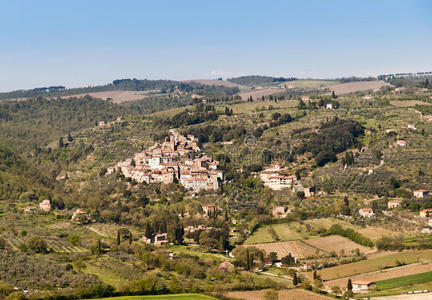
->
[325,262,432,288]
[315,249,432,281]
[227,99,297,114]
[61,90,156,103]
[281,80,338,89]
[390,100,432,107]
[272,224,304,241]
[249,241,322,259]
[237,87,285,100]
[223,288,331,300]
[184,79,243,88]
[305,235,372,254]
[322,80,390,95]
[304,218,397,241]
[377,271,432,290]
[91,294,218,300]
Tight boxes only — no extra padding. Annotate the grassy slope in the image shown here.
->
[376,271,432,290]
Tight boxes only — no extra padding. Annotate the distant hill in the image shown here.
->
[227,75,296,86]
[0,78,195,101]
[184,79,243,88]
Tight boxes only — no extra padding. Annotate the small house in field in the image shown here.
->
[153,233,169,245]
[39,199,51,212]
[414,189,429,198]
[326,103,333,109]
[202,204,218,216]
[420,209,432,218]
[304,186,316,198]
[218,261,234,272]
[387,199,402,209]
[358,208,375,218]
[272,206,291,218]
[71,208,90,224]
[395,140,407,147]
[352,280,376,292]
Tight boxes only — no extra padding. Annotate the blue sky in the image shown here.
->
[1,0,431,91]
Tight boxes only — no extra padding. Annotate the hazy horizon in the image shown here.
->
[1,0,431,92]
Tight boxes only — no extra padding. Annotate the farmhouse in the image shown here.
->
[39,199,51,212]
[202,204,218,216]
[414,189,429,198]
[272,206,291,218]
[395,140,407,147]
[420,209,432,218]
[387,199,402,209]
[326,103,333,109]
[304,186,316,198]
[218,261,234,272]
[145,233,169,245]
[352,280,376,292]
[358,208,375,218]
[71,208,90,224]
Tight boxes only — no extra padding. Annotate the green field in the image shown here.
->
[377,271,432,290]
[244,223,307,244]
[90,294,218,300]
[280,80,339,89]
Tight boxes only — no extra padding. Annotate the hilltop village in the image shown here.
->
[108,133,223,192]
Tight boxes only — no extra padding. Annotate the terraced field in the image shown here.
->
[5,236,87,253]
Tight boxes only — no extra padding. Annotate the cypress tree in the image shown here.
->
[293,273,298,286]
[347,279,353,291]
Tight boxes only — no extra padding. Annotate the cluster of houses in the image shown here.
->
[358,189,430,218]
[259,164,297,191]
[108,133,223,192]
[24,199,52,213]
[24,199,91,224]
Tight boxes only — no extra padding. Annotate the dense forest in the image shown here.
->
[0,96,132,152]
[296,117,364,166]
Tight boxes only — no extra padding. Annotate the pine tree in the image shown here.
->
[313,270,317,280]
[58,137,64,148]
[67,133,73,142]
